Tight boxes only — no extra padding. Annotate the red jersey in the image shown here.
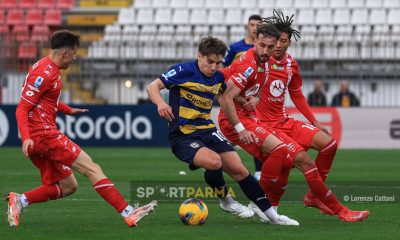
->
[219,48,267,119]
[256,53,316,124]
[16,57,71,142]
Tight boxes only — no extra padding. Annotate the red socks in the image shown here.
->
[94,178,128,213]
[260,143,291,206]
[315,139,337,182]
[25,184,61,204]
[303,167,344,214]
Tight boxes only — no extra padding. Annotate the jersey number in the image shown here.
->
[212,131,227,142]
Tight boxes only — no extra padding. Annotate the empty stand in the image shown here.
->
[7,9,24,25]
[118,7,136,25]
[44,9,62,26]
[26,9,44,25]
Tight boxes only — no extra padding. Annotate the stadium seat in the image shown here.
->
[277,8,296,19]
[300,25,317,41]
[187,0,204,8]
[387,9,400,24]
[211,25,228,43]
[318,25,335,41]
[229,25,245,42]
[275,0,292,9]
[190,9,207,24]
[31,25,50,42]
[294,0,311,8]
[369,9,387,25]
[366,0,382,8]
[120,41,139,59]
[0,24,8,33]
[207,9,224,24]
[172,9,189,24]
[103,24,121,42]
[240,0,257,9]
[6,9,24,25]
[38,0,55,9]
[44,9,62,26]
[106,41,120,59]
[175,25,192,42]
[157,25,175,41]
[121,24,140,42]
[336,25,353,42]
[205,0,223,8]
[223,0,240,8]
[136,9,154,24]
[0,0,18,9]
[225,9,242,25]
[152,0,170,8]
[57,0,75,10]
[333,9,350,25]
[13,25,29,42]
[383,0,400,8]
[26,9,44,25]
[88,41,107,58]
[297,9,314,25]
[18,42,37,59]
[135,0,152,8]
[351,9,368,25]
[118,8,136,25]
[259,0,275,9]
[158,25,176,59]
[348,0,364,8]
[330,0,346,8]
[315,9,332,25]
[193,25,210,41]
[154,9,172,24]
[311,0,328,8]
[261,8,274,18]
[170,0,187,8]
[242,9,261,24]
[139,25,157,41]
[354,25,371,42]
[20,0,36,9]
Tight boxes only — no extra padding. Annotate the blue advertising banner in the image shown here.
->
[0,104,169,147]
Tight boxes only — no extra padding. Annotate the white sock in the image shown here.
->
[220,195,235,206]
[273,206,278,212]
[264,206,280,220]
[20,194,29,208]
[120,205,134,218]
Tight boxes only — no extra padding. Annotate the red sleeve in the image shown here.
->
[288,63,317,123]
[226,62,255,90]
[58,101,73,114]
[16,99,34,142]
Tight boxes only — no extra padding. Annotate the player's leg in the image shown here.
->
[310,131,337,182]
[71,150,156,227]
[253,157,262,181]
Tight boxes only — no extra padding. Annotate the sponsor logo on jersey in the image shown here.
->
[271,64,285,70]
[163,69,177,80]
[287,142,296,152]
[0,109,10,146]
[269,80,285,97]
[257,66,264,72]
[28,85,40,92]
[44,64,53,76]
[34,76,44,88]
[190,142,200,148]
[243,67,254,78]
[255,127,265,134]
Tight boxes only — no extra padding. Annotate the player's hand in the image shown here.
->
[158,102,174,122]
[238,129,258,145]
[22,139,34,157]
[69,108,89,115]
[243,96,260,112]
[313,121,329,134]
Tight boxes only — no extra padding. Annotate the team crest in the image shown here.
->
[286,143,296,152]
[190,142,200,148]
[255,127,266,134]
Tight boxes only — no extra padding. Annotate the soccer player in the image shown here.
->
[223,14,264,180]
[8,30,156,228]
[252,11,369,221]
[147,36,298,225]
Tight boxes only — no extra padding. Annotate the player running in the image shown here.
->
[252,11,369,222]
[8,30,156,228]
[147,36,298,225]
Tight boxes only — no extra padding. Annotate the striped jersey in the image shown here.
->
[160,60,226,138]
[224,39,253,66]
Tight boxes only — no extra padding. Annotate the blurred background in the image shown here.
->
[0,0,399,148]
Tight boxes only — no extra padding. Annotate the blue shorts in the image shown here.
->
[170,129,235,170]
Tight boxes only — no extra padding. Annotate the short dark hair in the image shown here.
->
[198,36,227,57]
[248,14,262,22]
[263,9,301,41]
[50,30,80,49]
[256,23,281,40]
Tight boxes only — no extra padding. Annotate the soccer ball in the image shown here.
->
[179,198,208,225]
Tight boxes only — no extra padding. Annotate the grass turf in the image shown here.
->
[0,147,399,240]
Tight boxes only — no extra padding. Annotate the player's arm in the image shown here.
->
[146,78,174,122]
[16,99,35,157]
[219,80,257,144]
[288,66,328,133]
[58,101,89,115]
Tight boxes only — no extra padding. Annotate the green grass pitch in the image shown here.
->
[1,147,399,240]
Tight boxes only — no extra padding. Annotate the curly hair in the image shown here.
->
[263,9,301,41]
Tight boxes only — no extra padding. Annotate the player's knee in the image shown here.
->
[293,151,315,171]
[60,181,78,197]
[207,157,222,170]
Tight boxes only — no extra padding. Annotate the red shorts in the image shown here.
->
[29,133,81,185]
[219,115,273,160]
[266,118,320,150]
